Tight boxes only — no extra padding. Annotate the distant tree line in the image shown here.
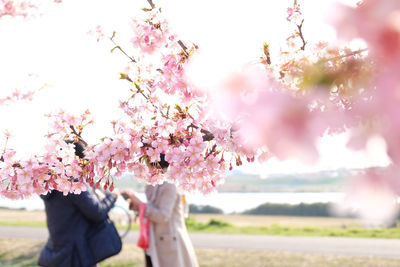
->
[189,204,223,214]
[189,202,334,217]
[242,202,333,217]
[189,202,400,218]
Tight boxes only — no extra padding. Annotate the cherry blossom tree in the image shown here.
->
[1,0,400,222]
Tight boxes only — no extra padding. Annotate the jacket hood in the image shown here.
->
[40,191,55,200]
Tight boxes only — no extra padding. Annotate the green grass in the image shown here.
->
[1,212,400,239]
[116,224,139,231]
[0,221,139,231]
[184,217,400,239]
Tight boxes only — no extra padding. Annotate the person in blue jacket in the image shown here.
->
[38,141,118,267]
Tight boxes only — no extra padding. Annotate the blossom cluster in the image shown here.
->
[0,110,93,199]
[0,88,36,105]
[2,0,400,226]
[0,0,63,20]
[0,7,249,198]
[205,0,400,222]
[0,0,37,19]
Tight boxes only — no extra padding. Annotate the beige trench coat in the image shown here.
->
[145,182,199,267]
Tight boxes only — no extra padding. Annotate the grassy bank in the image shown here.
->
[1,209,400,239]
[185,217,400,238]
[2,238,400,267]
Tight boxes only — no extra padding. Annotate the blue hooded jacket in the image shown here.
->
[38,187,117,267]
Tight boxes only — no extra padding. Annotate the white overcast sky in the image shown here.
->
[0,0,387,176]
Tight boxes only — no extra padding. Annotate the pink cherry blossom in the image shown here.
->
[332,0,400,65]
[339,168,400,224]
[0,0,37,19]
[146,147,160,162]
[130,12,169,54]
[3,0,400,218]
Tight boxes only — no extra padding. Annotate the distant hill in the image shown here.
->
[216,168,363,192]
[242,202,333,217]
[114,168,364,193]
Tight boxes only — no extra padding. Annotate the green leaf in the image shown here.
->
[110,31,116,40]
[111,46,120,53]
[134,82,141,90]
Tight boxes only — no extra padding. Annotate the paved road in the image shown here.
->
[1,226,400,259]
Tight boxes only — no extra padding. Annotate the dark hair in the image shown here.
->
[65,140,86,159]
[150,153,169,169]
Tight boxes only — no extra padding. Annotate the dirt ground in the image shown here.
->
[1,238,400,267]
[0,209,46,222]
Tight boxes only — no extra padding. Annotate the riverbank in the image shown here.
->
[0,192,346,213]
[2,209,400,239]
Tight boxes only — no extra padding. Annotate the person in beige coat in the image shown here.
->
[123,156,199,267]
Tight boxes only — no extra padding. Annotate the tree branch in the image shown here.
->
[131,82,169,119]
[178,40,189,57]
[187,123,215,141]
[109,32,136,63]
[205,144,217,159]
[69,126,88,147]
[147,0,155,9]
[297,19,306,51]
[320,48,368,63]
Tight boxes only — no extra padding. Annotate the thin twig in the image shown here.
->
[123,75,168,119]
[2,137,9,154]
[133,83,150,101]
[205,144,217,159]
[147,0,155,9]
[135,84,169,118]
[178,40,189,57]
[187,123,215,141]
[320,48,368,63]
[109,34,136,63]
[69,126,88,147]
[297,19,306,51]
[187,123,199,130]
